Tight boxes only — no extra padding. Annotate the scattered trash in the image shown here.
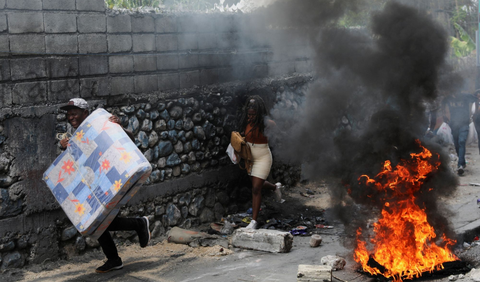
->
[463,242,471,248]
[290,226,308,236]
[246,207,253,214]
[306,188,315,195]
[477,199,480,208]
[316,224,334,229]
[242,217,252,224]
[168,227,218,244]
[470,183,480,187]
[220,220,234,235]
[300,192,314,198]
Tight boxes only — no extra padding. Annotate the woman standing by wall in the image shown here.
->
[239,95,283,229]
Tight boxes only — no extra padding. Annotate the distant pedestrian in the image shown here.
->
[473,89,480,155]
[58,98,150,273]
[237,96,283,229]
[442,92,477,175]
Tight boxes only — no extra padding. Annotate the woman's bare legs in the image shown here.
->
[250,176,276,221]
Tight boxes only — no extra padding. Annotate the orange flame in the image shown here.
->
[354,140,457,281]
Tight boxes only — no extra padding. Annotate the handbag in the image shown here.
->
[230,131,253,173]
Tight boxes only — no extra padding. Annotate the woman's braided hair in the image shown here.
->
[239,95,268,137]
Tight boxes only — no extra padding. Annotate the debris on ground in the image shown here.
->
[309,234,322,247]
[230,228,294,253]
[320,255,346,271]
[297,264,332,282]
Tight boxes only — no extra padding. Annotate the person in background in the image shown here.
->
[238,95,283,229]
[59,98,150,273]
[473,89,480,155]
[442,92,477,175]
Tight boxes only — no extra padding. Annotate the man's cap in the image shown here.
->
[60,98,89,111]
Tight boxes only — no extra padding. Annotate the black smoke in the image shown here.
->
[261,0,460,239]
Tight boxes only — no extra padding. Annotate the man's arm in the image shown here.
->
[109,115,135,142]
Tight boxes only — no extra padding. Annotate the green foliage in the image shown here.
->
[105,0,216,10]
[450,23,476,58]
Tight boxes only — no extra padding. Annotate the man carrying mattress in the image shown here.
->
[59,98,150,273]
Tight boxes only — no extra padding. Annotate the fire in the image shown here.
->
[354,140,457,281]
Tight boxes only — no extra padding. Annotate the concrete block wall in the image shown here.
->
[0,1,312,108]
[0,0,311,270]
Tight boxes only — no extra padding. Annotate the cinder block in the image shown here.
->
[0,84,12,107]
[10,58,46,81]
[157,54,178,71]
[46,34,78,54]
[198,54,218,68]
[76,0,105,12]
[107,14,131,33]
[297,265,332,282]
[0,35,9,57]
[217,67,234,83]
[178,53,198,69]
[79,34,107,54]
[231,228,293,253]
[134,55,157,72]
[8,12,44,33]
[79,56,108,75]
[0,13,6,32]
[109,55,134,73]
[155,15,176,33]
[135,75,158,93]
[132,15,155,33]
[196,14,214,33]
[199,68,219,86]
[214,14,235,33]
[198,33,217,50]
[10,34,45,55]
[295,60,313,73]
[111,76,134,95]
[6,0,42,10]
[252,64,268,78]
[0,59,10,81]
[177,15,197,33]
[268,61,295,77]
[178,34,198,51]
[80,77,109,98]
[156,34,177,52]
[78,14,106,33]
[12,82,47,105]
[179,70,199,89]
[216,32,239,50]
[46,57,79,78]
[158,72,179,91]
[44,13,77,33]
[133,34,156,52]
[108,34,132,53]
[48,79,80,102]
[43,0,76,10]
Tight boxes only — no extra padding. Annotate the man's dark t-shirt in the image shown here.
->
[443,93,477,128]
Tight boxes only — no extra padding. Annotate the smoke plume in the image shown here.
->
[260,0,460,238]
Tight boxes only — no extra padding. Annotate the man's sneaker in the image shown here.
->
[246,219,258,229]
[138,216,150,248]
[274,182,284,203]
[95,258,123,273]
[458,166,465,176]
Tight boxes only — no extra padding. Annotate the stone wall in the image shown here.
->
[0,0,311,270]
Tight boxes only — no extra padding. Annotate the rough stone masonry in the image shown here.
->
[0,0,313,270]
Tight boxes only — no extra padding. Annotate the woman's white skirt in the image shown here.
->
[247,142,272,180]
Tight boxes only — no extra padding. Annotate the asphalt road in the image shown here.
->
[6,144,480,282]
